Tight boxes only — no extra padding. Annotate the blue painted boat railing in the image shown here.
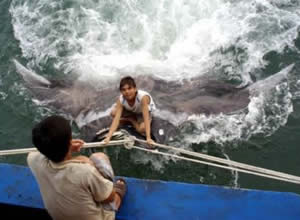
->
[0,163,300,220]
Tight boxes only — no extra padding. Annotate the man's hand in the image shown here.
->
[146,137,155,148]
[71,139,85,152]
[104,136,111,145]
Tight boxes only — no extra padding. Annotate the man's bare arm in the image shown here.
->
[104,100,123,144]
[141,96,154,145]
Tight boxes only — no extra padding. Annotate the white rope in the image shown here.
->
[1,134,300,185]
[0,139,134,156]
[133,138,300,184]
[131,145,300,185]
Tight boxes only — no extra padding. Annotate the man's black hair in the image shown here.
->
[32,115,72,163]
[119,76,136,90]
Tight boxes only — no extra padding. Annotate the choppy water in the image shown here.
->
[1,0,300,194]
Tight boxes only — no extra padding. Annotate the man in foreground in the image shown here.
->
[27,115,126,220]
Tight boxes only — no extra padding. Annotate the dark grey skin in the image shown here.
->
[14,60,250,143]
[15,60,292,144]
[137,76,250,115]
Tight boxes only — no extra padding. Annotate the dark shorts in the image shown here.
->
[111,104,152,123]
[121,108,152,123]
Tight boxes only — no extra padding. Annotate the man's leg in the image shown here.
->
[90,153,125,211]
[123,117,143,134]
[112,109,152,136]
[127,115,152,136]
[111,106,135,126]
[90,153,114,182]
[134,121,146,135]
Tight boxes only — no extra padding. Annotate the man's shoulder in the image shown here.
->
[138,89,150,94]
[27,151,43,164]
[27,151,47,172]
[137,90,151,98]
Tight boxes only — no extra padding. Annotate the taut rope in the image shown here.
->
[0,139,134,156]
[133,138,300,184]
[1,134,300,185]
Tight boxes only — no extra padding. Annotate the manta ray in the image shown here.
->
[14,60,293,144]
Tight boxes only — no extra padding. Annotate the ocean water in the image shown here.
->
[1,0,300,194]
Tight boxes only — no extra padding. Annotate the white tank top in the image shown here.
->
[119,90,156,113]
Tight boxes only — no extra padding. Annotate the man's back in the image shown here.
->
[27,152,114,220]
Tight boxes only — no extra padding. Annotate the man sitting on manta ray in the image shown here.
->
[104,76,156,147]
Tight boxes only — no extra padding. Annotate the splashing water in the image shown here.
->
[10,0,300,80]
[9,0,300,148]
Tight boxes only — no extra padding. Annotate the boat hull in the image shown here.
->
[0,163,300,219]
